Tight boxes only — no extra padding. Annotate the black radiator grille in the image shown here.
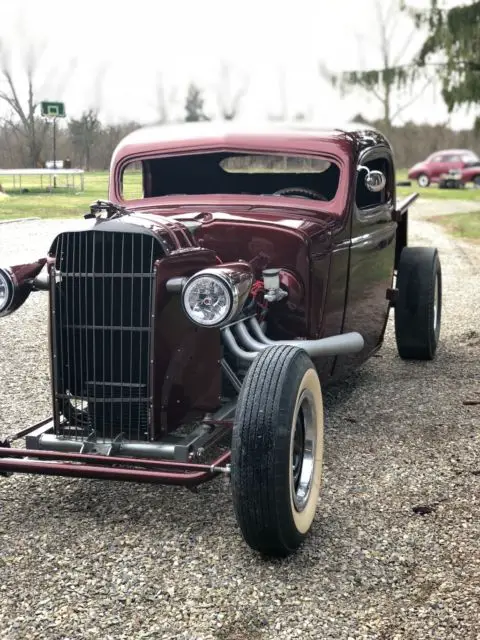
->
[50,229,163,441]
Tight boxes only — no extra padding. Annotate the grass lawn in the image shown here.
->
[0,172,109,220]
[0,168,479,222]
[427,211,480,242]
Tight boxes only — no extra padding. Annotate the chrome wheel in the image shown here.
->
[290,389,316,512]
[418,174,429,188]
[433,272,439,333]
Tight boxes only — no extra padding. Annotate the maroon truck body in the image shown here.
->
[1,121,439,555]
[1,122,409,471]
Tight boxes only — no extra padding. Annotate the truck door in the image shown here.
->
[333,147,397,376]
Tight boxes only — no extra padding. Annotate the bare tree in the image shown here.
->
[90,62,108,116]
[216,61,249,120]
[155,72,179,124]
[68,109,101,170]
[267,66,289,121]
[0,23,78,167]
[320,0,433,130]
[0,41,47,167]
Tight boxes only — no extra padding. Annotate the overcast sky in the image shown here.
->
[0,0,476,130]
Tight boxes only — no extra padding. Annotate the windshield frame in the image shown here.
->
[118,149,344,206]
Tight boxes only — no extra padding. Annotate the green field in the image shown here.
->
[0,172,109,220]
[0,169,479,222]
[396,181,480,202]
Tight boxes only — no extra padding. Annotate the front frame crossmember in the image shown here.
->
[0,416,233,487]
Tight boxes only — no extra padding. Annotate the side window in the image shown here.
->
[441,154,460,163]
[431,155,443,163]
[121,161,144,200]
[356,156,392,210]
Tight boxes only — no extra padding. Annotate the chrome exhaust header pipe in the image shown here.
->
[248,318,276,344]
[234,322,270,351]
[223,318,364,361]
[222,326,258,361]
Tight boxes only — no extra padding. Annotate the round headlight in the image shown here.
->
[0,268,14,315]
[182,274,234,327]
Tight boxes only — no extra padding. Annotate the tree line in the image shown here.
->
[0,0,478,171]
[1,108,479,172]
[0,81,239,170]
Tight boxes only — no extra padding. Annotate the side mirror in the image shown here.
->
[358,165,387,192]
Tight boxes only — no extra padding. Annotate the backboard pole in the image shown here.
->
[53,117,57,188]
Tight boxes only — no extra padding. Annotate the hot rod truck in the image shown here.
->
[0,122,442,557]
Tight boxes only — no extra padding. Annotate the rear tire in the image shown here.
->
[395,247,442,360]
[231,345,324,557]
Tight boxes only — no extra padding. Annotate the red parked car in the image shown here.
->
[0,122,442,557]
[408,148,480,187]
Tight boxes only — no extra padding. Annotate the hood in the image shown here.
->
[60,202,337,292]
[127,203,337,278]
[127,201,337,241]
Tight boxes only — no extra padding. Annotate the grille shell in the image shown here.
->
[50,228,165,441]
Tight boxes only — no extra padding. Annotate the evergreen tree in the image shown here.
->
[184,83,209,122]
[323,1,480,129]
[411,0,480,118]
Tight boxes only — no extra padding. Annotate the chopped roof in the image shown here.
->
[110,120,390,168]
[118,120,380,145]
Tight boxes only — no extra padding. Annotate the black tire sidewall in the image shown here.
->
[395,247,441,359]
[231,345,324,555]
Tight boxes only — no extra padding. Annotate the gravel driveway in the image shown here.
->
[0,201,479,640]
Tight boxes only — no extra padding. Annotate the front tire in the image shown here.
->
[395,247,442,360]
[417,173,430,188]
[231,345,324,557]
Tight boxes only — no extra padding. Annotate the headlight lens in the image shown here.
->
[0,269,14,314]
[182,274,233,327]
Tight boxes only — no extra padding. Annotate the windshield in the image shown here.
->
[121,151,341,202]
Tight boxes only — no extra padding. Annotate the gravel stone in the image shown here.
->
[0,200,478,639]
